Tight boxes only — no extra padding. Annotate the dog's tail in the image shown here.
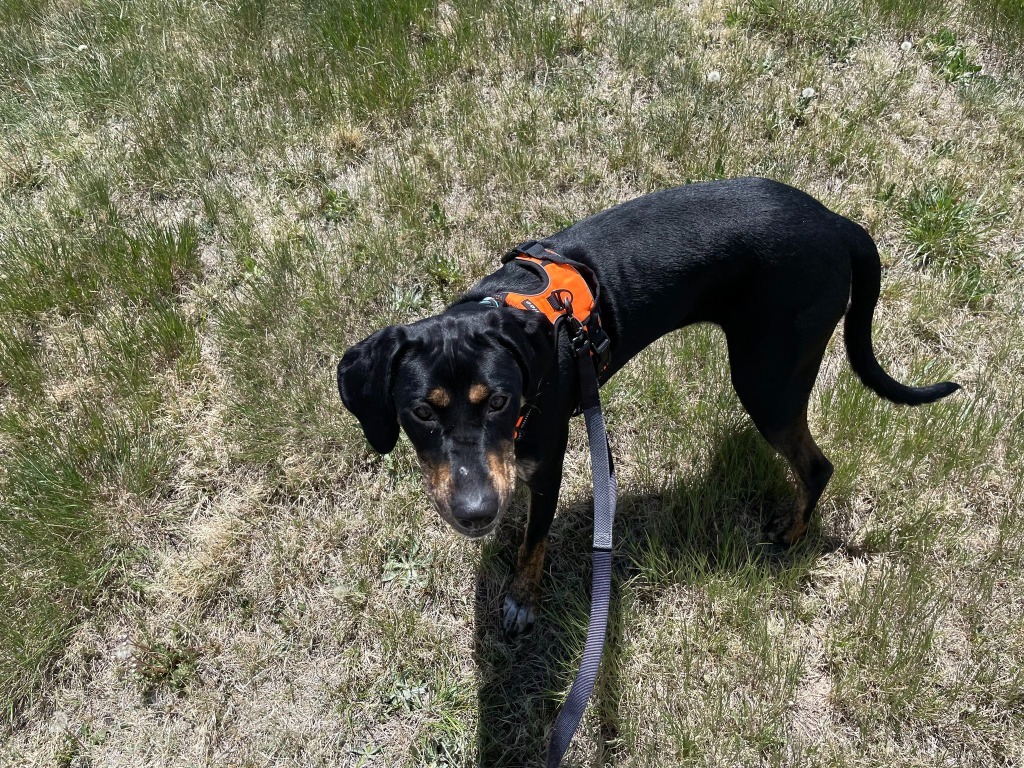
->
[844,225,960,405]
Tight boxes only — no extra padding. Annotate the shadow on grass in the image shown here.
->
[472,425,849,766]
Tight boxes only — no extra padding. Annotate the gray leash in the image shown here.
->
[545,351,617,767]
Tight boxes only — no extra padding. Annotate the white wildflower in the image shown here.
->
[77,44,88,52]
[50,710,70,733]
[113,641,133,661]
[801,87,816,99]
[901,41,912,52]
[706,70,722,83]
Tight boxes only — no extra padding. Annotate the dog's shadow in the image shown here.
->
[472,425,846,767]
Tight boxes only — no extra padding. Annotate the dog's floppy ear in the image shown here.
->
[337,325,408,454]
[489,310,555,396]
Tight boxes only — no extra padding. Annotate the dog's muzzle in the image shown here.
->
[420,443,516,538]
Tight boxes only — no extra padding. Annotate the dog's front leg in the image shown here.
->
[502,430,568,637]
[502,488,558,636]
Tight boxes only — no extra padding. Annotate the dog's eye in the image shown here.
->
[489,394,508,411]
[412,405,434,422]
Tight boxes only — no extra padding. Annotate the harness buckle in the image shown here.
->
[566,317,590,357]
[548,291,589,356]
[548,288,574,314]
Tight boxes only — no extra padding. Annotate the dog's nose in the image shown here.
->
[451,490,498,532]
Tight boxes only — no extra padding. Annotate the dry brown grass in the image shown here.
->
[2,0,1022,766]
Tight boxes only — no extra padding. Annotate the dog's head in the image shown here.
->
[338,308,552,538]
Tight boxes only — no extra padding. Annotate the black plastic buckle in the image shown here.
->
[501,240,548,264]
[567,317,590,357]
[517,240,548,259]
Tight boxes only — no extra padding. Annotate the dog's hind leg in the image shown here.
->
[758,409,833,545]
[725,327,836,546]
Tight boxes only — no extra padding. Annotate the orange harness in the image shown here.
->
[502,255,599,327]
[484,242,612,439]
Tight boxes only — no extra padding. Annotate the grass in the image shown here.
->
[1,0,1023,764]
[899,181,1002,271]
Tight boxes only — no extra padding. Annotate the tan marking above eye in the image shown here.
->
[469,383,490,404]
[426,387,451,408]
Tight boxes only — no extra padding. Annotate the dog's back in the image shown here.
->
[545,177,859,362]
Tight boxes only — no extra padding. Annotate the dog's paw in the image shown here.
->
[501,595,536,637]
[763,509,808,547]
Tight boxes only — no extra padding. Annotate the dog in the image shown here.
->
[337,177,960,636]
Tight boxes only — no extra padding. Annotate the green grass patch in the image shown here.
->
[899,182,1001,271]
[0,203,201,707]
[829,557,948,730]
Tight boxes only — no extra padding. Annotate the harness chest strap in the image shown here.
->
[485,243,611,439]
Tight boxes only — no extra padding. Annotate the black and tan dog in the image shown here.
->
[338,177,959,635]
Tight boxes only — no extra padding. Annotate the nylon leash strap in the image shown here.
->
[545,352,617,767]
